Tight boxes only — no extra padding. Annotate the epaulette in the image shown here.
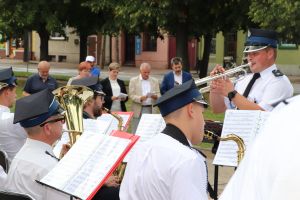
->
[272,69,284,77]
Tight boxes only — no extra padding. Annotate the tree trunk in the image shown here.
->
[198,33,212,78]
[176,22,189,72]
[115,34,119,63]
[99,35,106,67]
[37,25,50,61]
[23,31,29,62]
[80,33,87,62]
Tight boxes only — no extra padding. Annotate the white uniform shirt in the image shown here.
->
[225,64,293,111]
[120,133,208,200]
[0,105,27,164]
[0,166,7,189]
[220,95,300,200]
[5,138,69,200]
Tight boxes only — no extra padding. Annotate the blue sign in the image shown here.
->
[135,36,141,55]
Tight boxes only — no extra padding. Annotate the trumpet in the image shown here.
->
[195,63,251,93]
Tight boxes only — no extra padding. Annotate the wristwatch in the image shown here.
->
[228,90,237,101]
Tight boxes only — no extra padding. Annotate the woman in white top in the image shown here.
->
[100,63,128,111]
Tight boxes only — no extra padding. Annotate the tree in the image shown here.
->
[85,0,252,76]
[64,0,106,62]
[0,0,66,60]
[249,0,300,43]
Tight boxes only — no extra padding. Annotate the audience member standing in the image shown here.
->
[86,55,101,77]
[100,63,128,111]
[67,61,92,85]
[23,61,58,96]
[129,63,160,133]
[160,57,192,95]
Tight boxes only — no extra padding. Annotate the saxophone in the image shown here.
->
[103,107,126,182]
[205,130,245,164]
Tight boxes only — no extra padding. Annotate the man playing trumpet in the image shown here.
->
[209,28,293,112]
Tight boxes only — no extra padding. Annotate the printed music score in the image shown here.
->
[123,114,166,162]
[40,130,139,200]
[213,110,269,167]
[97,111,134,132]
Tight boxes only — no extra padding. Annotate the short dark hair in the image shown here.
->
[171,57,182,65]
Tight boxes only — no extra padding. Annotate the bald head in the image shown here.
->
[38,61,50,80]
[140,63,151,80]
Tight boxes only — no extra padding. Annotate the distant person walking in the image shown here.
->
[160,57,192,95]
[22,61,58,96]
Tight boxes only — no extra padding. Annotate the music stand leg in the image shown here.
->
[214,165,219,200]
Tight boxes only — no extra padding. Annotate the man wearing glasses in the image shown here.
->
[5,89,69,199]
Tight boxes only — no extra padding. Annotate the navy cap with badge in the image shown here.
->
[71,76,105,96]
[0,67,17,90]
[13,89,64,128]
[244,28,278,53]
[154,79,208,117]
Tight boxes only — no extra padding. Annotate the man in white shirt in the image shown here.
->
[129,63,160,133]
[0,68,27,165]
[219,95,300,200]
[5,89,69,200]
[120,80,208,200]
[209,28,293,112]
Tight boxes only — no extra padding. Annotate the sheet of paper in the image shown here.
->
[213,110,269,167]
[123,114,165,162]
[41,132,131,200]
[97,113,132,133]
[83,119,112,135]
[118,93,128,99]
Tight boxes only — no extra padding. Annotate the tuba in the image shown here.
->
[205,130,245,164]
[53,85,94,146]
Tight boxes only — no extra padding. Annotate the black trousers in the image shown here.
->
[92,186,120,200]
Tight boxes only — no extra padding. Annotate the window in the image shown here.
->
[143,32,157,51]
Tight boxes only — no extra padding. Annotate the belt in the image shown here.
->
[142,105,152,107]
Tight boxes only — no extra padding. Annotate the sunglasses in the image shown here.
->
[40,116,65,127]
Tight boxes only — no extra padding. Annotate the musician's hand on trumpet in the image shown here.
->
[209,65,234,96]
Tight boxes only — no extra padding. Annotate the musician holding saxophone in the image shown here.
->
[209,28,293,112]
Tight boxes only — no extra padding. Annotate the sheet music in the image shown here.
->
[83,119,112,135]
[97,113,132,133]
[41,131,131,200]
[123,114,165,162]
[53,120,112,157]
[213,110,269,167]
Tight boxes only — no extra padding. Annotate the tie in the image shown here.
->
[243,73,260,98]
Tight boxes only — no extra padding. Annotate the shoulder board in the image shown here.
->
[272,69,284,77]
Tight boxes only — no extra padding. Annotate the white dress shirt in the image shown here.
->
[220,95,300,200]
[173,71,183,85]
[110,78,122,111]
[120,133,208,200]
[5,138,69,200]
[225,64,293,111]
[140,75,152,106]
[0,105,27,164]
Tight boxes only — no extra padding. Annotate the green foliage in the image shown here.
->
[249,0,300,42]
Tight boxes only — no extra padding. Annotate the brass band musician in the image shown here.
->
[209,28,293,112]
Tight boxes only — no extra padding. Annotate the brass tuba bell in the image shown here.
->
[53,85,94,146]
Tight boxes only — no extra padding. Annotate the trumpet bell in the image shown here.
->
[53,85,94,146]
